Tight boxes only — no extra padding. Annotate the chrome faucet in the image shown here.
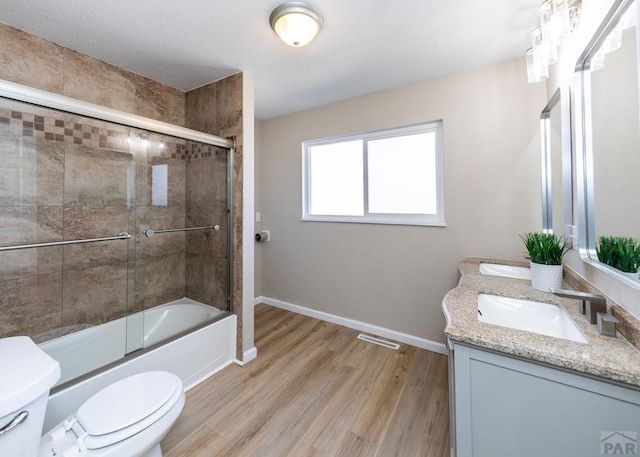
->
[551,289,607,324]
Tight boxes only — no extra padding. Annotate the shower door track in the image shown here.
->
[0,79,234,149]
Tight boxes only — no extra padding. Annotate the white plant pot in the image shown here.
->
[530,262,563,292]
[623,271,640,282]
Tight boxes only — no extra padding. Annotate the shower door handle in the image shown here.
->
[0,410,28,436]
[142,225,220,237]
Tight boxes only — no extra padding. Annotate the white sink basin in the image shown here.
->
[477,294,587,343]
[479,263,531,280]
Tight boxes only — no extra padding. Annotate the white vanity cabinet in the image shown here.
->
[449,342,640,457]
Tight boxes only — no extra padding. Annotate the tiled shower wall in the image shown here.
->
[185,74,244,356]
[0,24,185,125]
[0,22,245,351]
[0,99,229,341]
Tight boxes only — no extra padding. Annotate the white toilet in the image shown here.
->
[0,336,185,457]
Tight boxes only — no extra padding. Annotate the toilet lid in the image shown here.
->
[75,371,181,449]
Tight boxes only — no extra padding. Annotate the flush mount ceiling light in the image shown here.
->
[269,2,323,47]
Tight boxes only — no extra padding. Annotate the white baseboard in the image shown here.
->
[235,346,258,366]
[254,296,448,356]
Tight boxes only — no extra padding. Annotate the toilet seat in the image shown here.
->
[49,371,182,453]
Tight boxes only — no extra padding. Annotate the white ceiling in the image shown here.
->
[0,0,539,120]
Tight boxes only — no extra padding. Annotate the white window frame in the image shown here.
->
[302,121,445,226]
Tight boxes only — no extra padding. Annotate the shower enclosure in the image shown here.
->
[0,83,233,388]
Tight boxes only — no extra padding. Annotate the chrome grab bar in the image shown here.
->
[142,225,220,238]
[0,232,132,252]
[0,411,28,436]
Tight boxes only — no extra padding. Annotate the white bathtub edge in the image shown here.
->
[183,314,238,390]
[183,358,235,391]
[255,296,448,356]
[43,314,236,432]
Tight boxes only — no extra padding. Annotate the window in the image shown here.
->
[302,121,444,226]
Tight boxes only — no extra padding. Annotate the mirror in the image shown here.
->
[541,87,572,240]
[576,0,640,283]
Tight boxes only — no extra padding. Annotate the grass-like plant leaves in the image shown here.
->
[597,236,640,273]
[520,232,570,265]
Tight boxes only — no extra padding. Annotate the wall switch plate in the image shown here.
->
[256,212,262,223]
[570,225,578,246]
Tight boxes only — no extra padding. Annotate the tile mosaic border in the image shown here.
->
[0,105,225,160]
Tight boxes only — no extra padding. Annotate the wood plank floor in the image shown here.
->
[161,305,450,457]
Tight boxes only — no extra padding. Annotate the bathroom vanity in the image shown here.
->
[444,1,640,455]
[443,258,640,457]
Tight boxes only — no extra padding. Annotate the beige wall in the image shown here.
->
[257,58,547,344]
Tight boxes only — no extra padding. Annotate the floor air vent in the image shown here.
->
[357,334,400,350]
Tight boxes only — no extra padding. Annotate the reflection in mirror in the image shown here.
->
[576,0,640,283]
[541,87,571,239]
[592,27,640,240]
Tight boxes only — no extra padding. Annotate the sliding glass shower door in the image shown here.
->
[0,95,231,386]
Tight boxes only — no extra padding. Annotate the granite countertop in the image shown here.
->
[443,257,640,388]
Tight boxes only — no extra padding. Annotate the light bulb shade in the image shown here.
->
[568,4,581,33]
[526,48,549,83]
[532,26,558,66]
[539,0,572,44]
[270,2,323,47]
[539,1,560,44]
[551,0,571,40]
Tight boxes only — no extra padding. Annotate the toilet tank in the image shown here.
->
[0,336,60,457]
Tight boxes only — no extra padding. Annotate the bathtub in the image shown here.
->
[39,298,236,431]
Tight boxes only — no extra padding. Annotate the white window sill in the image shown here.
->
[301,216,446,227]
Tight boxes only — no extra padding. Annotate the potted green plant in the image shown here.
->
[520,232,571,291]
[597,236,640,277]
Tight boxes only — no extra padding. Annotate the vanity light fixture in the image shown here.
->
[526,47,549,83]
[269,2,323,47]
[526,0,582,83]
